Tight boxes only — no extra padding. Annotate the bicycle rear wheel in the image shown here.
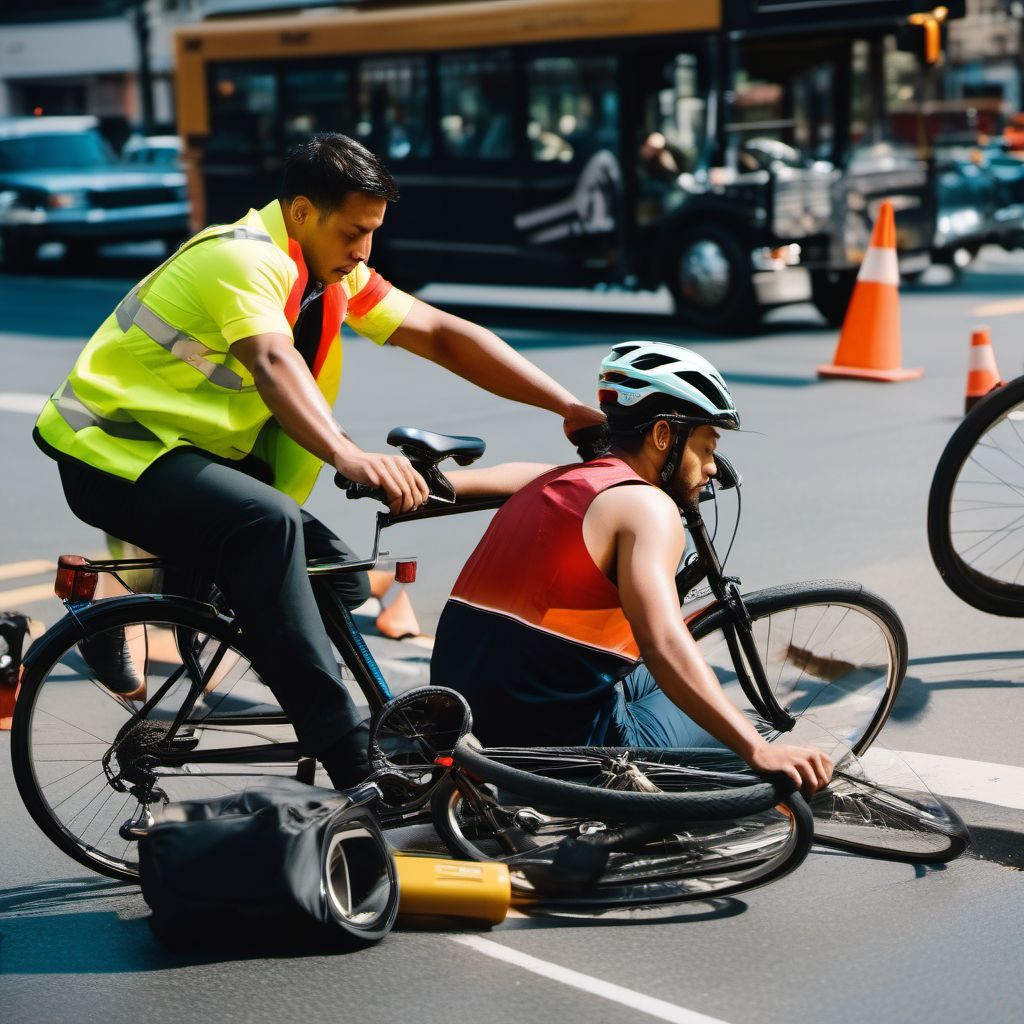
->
[927,376,1024,615]
[688,581,907,758]
[11,596,302,881]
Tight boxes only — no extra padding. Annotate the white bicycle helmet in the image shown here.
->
[598,341,739,430]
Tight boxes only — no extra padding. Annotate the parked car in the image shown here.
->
[0,116,190,270]
[122,134,184,170]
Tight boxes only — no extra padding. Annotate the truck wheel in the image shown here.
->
[666,225,760,334]
[810,268,857,327]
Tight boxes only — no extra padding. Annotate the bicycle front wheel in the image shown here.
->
[11,596,301,882]
[928,375,1024,615]
[688,581,907,757]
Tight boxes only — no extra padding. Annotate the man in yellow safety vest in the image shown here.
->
[34,133,603,787]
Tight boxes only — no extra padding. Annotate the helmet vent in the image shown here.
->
[611,344,642,357]
[675,370,727,409]
[601,372,650,390]
[630,353,676,370]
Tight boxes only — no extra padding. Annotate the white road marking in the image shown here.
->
[0,560,54,581]
[0,392,49,414]
[971,298,1024,317]
[863,749,1024,811]
[0,582,56,607]
[451,934,733,1024]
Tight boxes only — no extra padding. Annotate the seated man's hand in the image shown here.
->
[333,450,430,514]
[746,742,834,801]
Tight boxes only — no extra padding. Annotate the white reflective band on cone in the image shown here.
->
[857,246,900,286]
[968,346,998,370]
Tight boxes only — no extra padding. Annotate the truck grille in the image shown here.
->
[89,187,179,209]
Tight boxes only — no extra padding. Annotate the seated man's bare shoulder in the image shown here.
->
[585,482,684,578]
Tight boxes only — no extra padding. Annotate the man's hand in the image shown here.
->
[333,449,429,514]
[562,402,606,442]
[746,742,834,801]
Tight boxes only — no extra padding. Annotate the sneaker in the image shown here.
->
[79,629,146,696]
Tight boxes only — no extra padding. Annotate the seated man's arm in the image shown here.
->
[612,486,833,798]
[447,462,553,498]
[230,333,429,513]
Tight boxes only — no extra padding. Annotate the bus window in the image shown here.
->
[729,53,837,170]
[207,64,277,159]
[438,51,516,160]
[355,58,431,160]
[636,52,707,224]
[281,67,351,147]
[526,56,618,164]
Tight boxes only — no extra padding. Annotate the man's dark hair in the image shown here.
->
[280,133,400,213]
[575,394,697,460]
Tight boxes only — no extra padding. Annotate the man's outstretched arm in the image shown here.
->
[388,300,604,441]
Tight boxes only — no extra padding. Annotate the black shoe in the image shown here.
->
[320,722,371,790]
[79,629,145,695]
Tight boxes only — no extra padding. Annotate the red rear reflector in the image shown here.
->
[434,756,454,768]
[55,555,98,603]
[395,560,417,584]
[598,389,619,403]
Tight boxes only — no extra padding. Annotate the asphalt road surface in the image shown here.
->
[1,246,1023,1024]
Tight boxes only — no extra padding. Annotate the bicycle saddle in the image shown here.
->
[386,426,486,467]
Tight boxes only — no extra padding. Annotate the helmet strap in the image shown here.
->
[659,425,689,488]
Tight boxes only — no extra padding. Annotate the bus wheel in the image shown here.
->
[666,225,759,334]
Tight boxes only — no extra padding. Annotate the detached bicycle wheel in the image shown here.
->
[928,376,1024,616]
[688,581,907,758]
[432,746,813,907]
[11,596,302,881]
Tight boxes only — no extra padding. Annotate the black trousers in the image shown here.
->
[58,448,370,761]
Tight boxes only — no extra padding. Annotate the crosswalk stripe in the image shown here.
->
[0,582,56,607]
[863,749,1024,811]
[0,560,54,582]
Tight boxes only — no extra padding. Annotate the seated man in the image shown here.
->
[435,342,833,797]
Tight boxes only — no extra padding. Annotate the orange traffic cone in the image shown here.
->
[817,200,922,382]
[964,327,1005,413]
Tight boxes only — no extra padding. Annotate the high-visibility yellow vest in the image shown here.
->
[35,206,347,505]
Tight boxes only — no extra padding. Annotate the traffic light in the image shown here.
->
[897,6,950,66]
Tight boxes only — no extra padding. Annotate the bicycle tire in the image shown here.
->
[686,581,907,757]
[11,595,302,882]
[431,747,814,907]
[927,375,1024,615]
[451,737,793,820]
[811,769,969,865]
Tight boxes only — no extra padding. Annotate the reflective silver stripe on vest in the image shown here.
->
[52,381,160,443]
[114,225,274,392]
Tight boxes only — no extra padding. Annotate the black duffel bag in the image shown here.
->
[139,778,399,951]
